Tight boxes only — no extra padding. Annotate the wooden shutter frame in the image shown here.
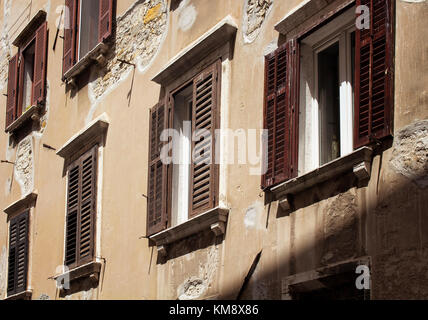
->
[32,21,48,105]
[7,211,29,296]
[147,101,168,236]
[5,54,19,129]
[354,0,394,148]
[189,61,221,218]
[62,0,77,78]
[65,145,98,269]
[262,40,298,190]
[98,0,114,43]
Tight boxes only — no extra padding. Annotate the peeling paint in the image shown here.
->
[242,0,273,44]
[0,246,7,298]
[15,136,34,197]
[178,0,197,32]
[0,0,12,90]
[244,201,264,230]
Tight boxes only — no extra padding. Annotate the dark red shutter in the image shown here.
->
[5,54,19,130]
[147,102,168,236]
[98,0,113,43]
[7,212,29,296]
[65,146,97,268]
[354,0,394,148]
[63,0,77,78]
[262,40,297,189]
[33,21,48,105]
[189,62,220,218]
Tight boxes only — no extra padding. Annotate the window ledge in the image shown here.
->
[152,15,237,85]
[149,207,229,257]
[56,113,109,159]
[3,192,38,215]
[271,147,373,208]
[63,42,108,82]
[5,105,42,134]
[4,290,32,301]
[54,262,102,291]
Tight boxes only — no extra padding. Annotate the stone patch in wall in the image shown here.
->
[242,0,273,44]
[0,246,7,298]
[90,0,168,103]
[15,136,34,196]
[390,119,428,188]
[0,0,12,90]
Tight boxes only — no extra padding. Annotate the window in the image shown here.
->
[262,0,394,189]
[7,211,29,297]
[62,0,114,78]
[65,145,98,269]
[147,61,220,236]
[5,21,48,131]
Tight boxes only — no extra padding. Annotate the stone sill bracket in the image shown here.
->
[53,261,102,293]
[5,105,42,134]
[150,207,229,258]
[4,290,33,301]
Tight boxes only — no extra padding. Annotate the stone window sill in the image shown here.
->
[4,290,32,301]
[63,42,108,82]
[54,261,102,291]
[5,105,42,134]
[149,207,229,257]
[271,147,373,210]
[4,192,38,215]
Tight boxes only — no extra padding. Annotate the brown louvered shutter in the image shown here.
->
[98,0,113,43]
[65,146,97,268]
[189,62,220,218]
[5,54,19,129]
[354,0,394,148]
[32,21,48,105]
[147,101,168,236]
[7,212,29,296]
[62,0,77,78]
[262,41,298,189]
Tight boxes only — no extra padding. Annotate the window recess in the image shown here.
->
[5,11,48,133]
[263,0,394,197]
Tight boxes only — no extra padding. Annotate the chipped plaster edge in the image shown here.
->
[242,0,275,44]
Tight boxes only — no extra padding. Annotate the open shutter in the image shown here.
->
[33,21,48,105]
[147,102,168,236]
[189,62,220,218]
[7,212,29,296]
[65,147,97,268]
[98,0,113,43]
[354,0,394,148]
[262,41,297,189]
[63,0,77,78]
[5,54,19,130]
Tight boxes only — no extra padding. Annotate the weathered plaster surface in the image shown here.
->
[0,0,12,90]
[390,119,428,188]
[0,246,7,298]
[90,0,168,104]
[242,0,273,44]
[14,136,34,196]
[177,0,197,32]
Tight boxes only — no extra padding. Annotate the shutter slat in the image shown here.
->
[5,54,19,129]
[354,0,393,148]
[32,21,48,105]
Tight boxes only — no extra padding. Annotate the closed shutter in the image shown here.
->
[5,54,19,130]
[33,21,48,105]
[7,212,29,296]
[189,61,220,218]
[65,146,97,268]
[147,101,168,236]
[262,41,297,189]
[62,0,77,78]
[354,0,394,148]
[98,0,113,43]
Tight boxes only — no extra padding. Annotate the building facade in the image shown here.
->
[0,0,427,300]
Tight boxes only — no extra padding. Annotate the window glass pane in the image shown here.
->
[79,0,100,59]
[318,42,341,165]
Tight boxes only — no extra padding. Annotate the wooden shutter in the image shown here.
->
[63,0,77,78]
[5,54,19,129]
[189,62,220,218]
[147,102,168,236]
[7,212,29,296]
[65,146,97,268]
[262,41,298,189]
[354,0,394,148]
[32,21,48,105]
[98,0,113,43]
